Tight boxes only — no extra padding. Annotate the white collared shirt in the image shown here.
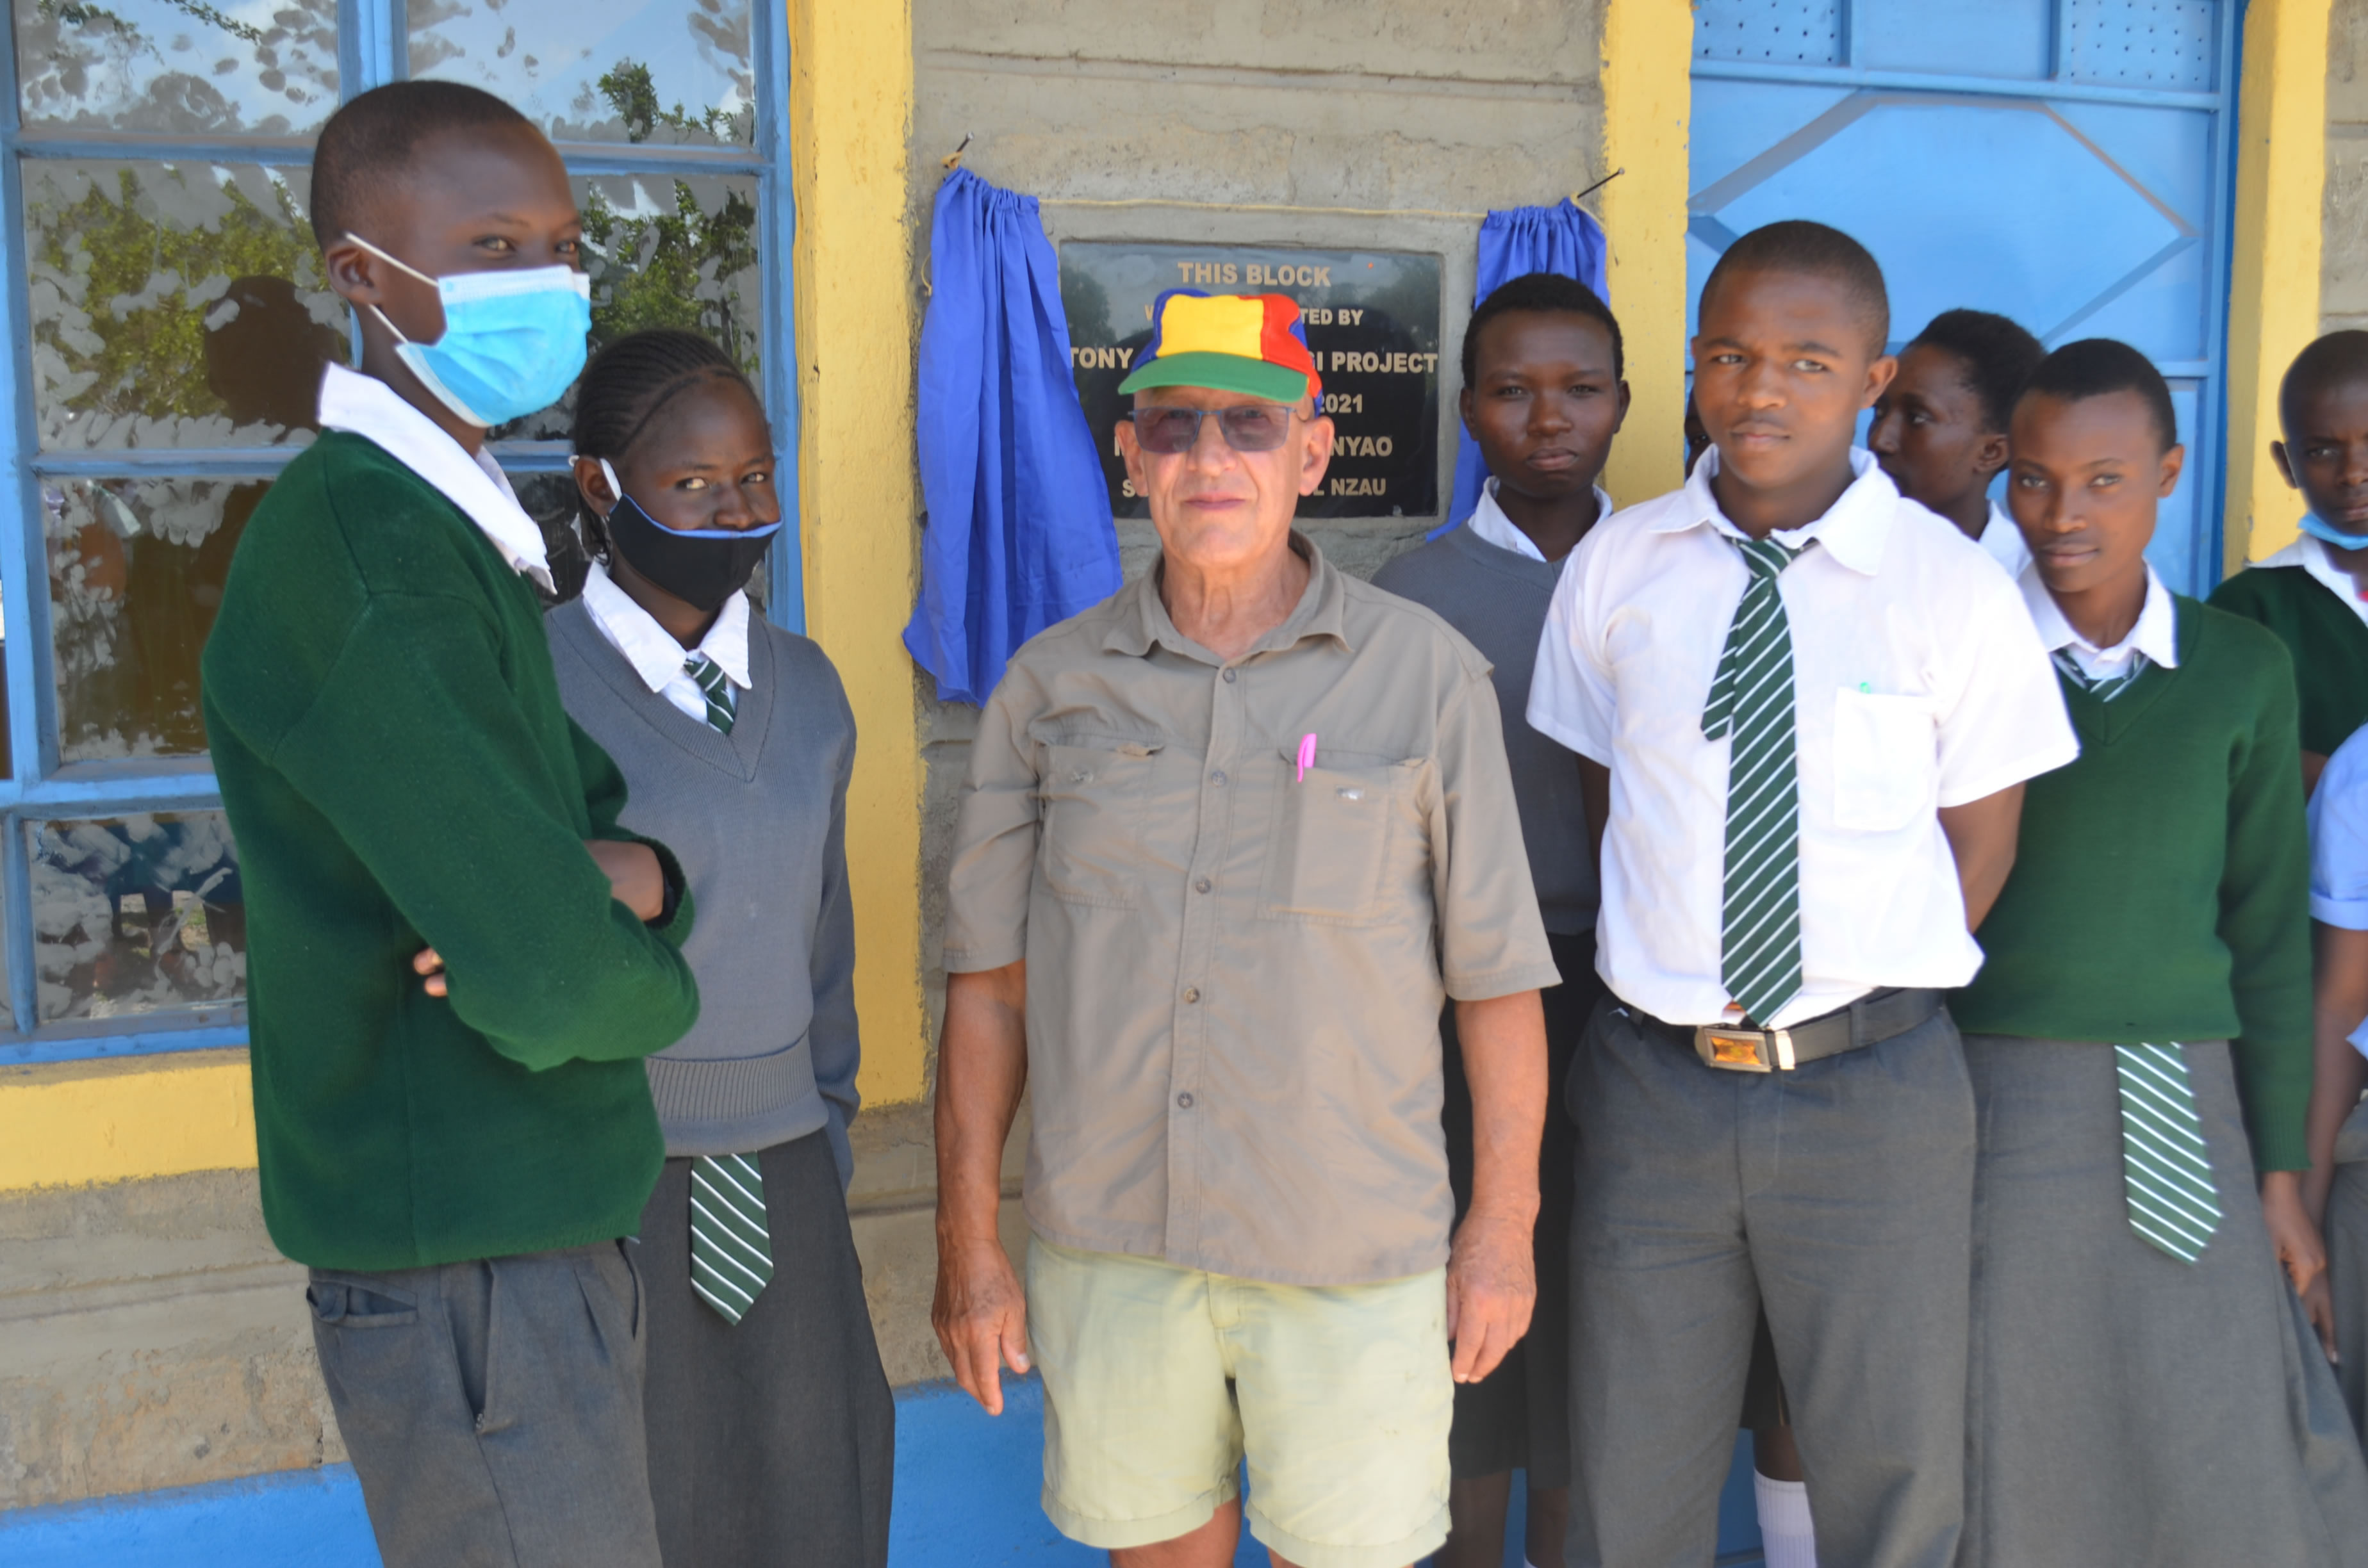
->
[1527,447,2079,1027]
[2311,727,2368,1058]
[2250,534,2368,632]
[2019,560,2180,682]
[1979,498,2031,579]
[315,363,554,592]
[1465,477,1617,565]
[578,559,751,724]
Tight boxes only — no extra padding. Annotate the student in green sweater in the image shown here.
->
[2208,331,2368,794]
[1952,338,2368,1567]
[201,82,700,1568]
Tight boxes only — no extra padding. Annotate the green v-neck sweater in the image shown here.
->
[202,430,702,1271]
[2208,560,2368,758]
[1952,598,2312,1170]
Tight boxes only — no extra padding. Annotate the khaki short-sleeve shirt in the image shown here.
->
[944,535,1559,1286]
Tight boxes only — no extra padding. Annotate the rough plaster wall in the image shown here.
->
[2328,0,2368,332]
[907,0,1612,1093]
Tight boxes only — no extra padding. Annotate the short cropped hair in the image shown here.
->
[1907,309,2046,435]
[1461,272,1625,386]
[1700,220,1889,352]
[2280,330,2368,432]
[2019,338,2177,452]
[309,81,535,247]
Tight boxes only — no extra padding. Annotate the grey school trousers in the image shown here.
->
[1565,998,1975,1568]
[307,1239,660,1568]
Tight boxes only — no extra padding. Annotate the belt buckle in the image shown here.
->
[1694,1025,1796,1073]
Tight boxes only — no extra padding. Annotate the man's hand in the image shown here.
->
[1445,1209,1535,1384]
[2265,1170,2335,1360]
[932,1236,1032,1415]
[586,838,665,922]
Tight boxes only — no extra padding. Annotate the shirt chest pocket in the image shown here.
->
[1830,689,1937,833]
[1037,739,1162,909]
[1258,749,1416,926]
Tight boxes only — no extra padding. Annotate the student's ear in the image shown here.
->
[1613,379,1632,434]
[2156,443,2187,499]
[2271,438,2300,490]
[320,238,391,308]
[572,455,618,516]
[1458,384,1477,437]
[1974,429,2012,480]
[1859,353,1899,411]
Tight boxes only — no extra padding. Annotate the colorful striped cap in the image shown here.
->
[1118,290,1322,404]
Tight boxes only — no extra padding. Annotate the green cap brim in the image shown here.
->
[1117,350,1309,404]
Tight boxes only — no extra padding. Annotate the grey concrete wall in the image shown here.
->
[2328,0,2368,333]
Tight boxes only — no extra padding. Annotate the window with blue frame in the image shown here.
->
[0,0,799,1063]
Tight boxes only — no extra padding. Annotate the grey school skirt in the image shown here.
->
[2326,1098,2368,1440]
[1961,1035,2368,1568]
[638,1129,895,1568]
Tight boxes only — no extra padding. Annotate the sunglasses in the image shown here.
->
[1127,404,1297,455]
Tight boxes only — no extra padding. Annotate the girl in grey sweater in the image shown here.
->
[549,329,891,1567]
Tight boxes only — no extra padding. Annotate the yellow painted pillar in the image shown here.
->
[0,1051,255,1191]
[789,0,927,1105]
[1599,0,1695,507]
[2224,0,2331,573]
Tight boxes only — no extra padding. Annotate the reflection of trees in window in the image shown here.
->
[582,177,757,372]
[14,0,340,134]
[31,812,245,1021]
[26,163,339,448]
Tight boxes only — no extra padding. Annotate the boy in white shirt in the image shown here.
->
[1529,220,2075,1567]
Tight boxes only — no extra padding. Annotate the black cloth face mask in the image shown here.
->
[596,457,781,612]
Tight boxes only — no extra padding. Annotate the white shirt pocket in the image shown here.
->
[1830,689,1937,833]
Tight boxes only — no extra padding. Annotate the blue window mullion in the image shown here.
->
[3,810,32,1033]
[344,0,406,94]
[754,0,803,633]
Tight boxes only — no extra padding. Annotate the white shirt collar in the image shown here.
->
[1464,477,1616,564]
[2018,560,2180,673]
[579,559,751,694]
[1653,446,1895,574]
[315,363,554,592]
[2252,532,2368,632]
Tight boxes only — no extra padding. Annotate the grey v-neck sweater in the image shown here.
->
[548,600,862,1179]
[1370,522,1597,933]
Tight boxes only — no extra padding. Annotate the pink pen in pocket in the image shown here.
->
[1295,732,1317,783]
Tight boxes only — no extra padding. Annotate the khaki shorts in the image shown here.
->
[1025,1234,1452,1568]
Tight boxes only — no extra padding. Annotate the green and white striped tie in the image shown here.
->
[686,653,736,735]
[2051,648,2147,704]
[689,1152,773,1323]
[2113,1043,2222,1262]
[1702,537,1806,1027]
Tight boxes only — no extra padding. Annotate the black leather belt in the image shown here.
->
[1626,987,1945,1073]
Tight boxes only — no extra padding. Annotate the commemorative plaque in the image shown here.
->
[1057,242,1443,520]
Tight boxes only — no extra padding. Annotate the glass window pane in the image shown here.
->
[15,0,340,135]
[493,172,759,441]
[409,0,752,147]
[45,475,259,761]
[31,810,244,1024]
[26,161,345,452]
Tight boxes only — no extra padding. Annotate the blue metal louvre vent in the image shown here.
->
[2061,0,2218,92]
[1695,0,1843,65]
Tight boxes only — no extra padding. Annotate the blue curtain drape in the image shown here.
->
[1433,200,1611,541]
[903,168,1122,705]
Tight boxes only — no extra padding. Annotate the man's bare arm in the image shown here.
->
[932,961,1032,1415]
[1937,782,2025,932]
[1447,988,1547,1384]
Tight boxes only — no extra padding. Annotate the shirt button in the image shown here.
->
[1210,770,1227,787]
[1222,669,1237,683]
[1177,1092,1195,1109]
[1194,878,1212,894]
[1183,986,1201,1004]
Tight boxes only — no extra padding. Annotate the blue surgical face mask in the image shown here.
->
[346,234,591,428]
[2300,510,2368,553]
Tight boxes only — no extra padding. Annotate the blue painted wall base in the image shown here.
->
[0,1377,1765,1566]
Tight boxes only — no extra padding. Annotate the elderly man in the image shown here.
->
[932,290,1559,1568]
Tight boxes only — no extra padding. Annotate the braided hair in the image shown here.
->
[571,329,762,565]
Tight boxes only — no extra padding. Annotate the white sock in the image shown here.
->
[1754,1469,1818,1568]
